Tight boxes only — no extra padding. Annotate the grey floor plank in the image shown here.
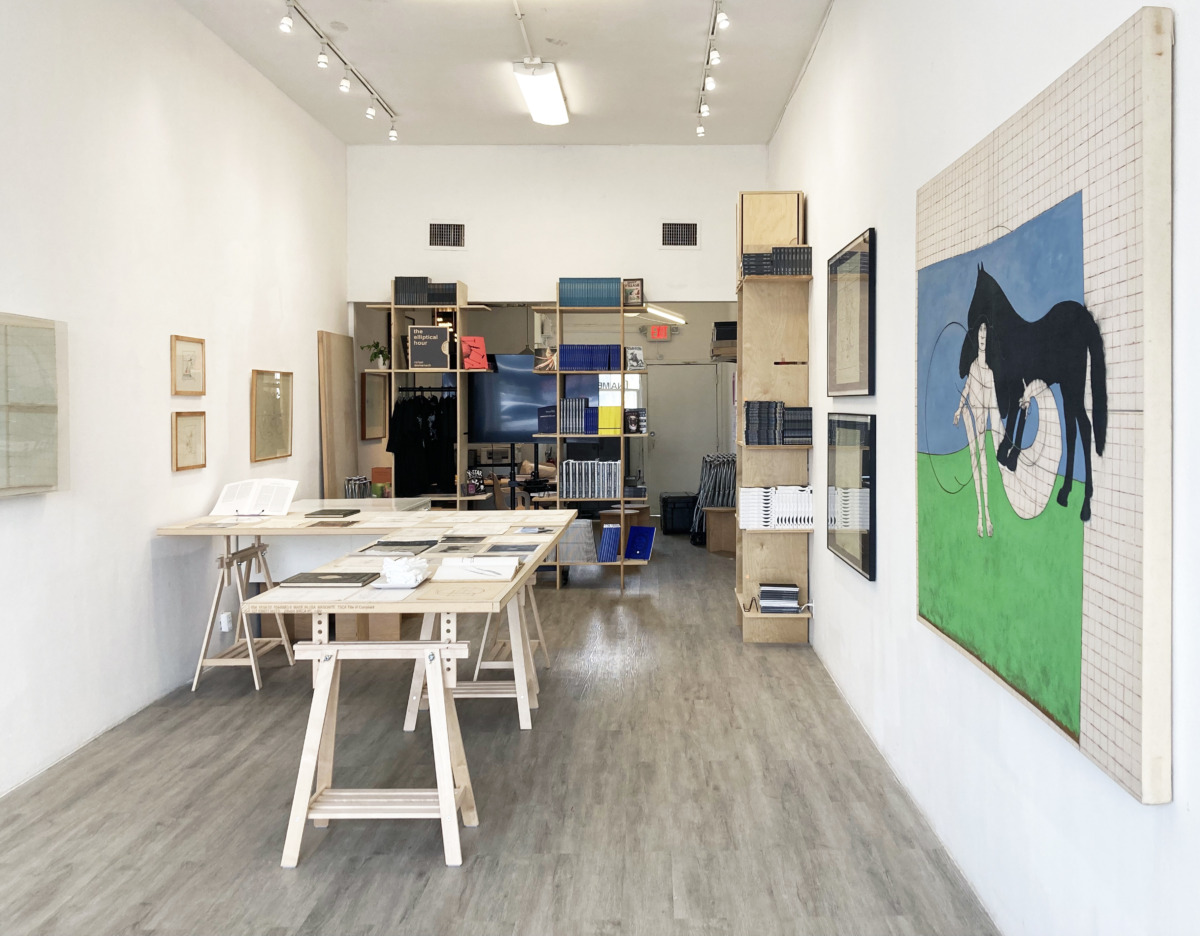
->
[0,530,997,936]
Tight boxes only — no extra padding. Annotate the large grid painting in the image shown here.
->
[915,7,1172,802]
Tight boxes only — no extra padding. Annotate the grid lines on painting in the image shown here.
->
[916,13,1153,798]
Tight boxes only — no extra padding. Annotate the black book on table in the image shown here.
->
[305,508,361,518]
[280,571,379,588]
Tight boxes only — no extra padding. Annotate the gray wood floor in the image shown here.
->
[0,532,997,936]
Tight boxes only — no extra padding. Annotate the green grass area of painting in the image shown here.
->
[918,440,1082,737]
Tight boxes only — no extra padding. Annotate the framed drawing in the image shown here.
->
[360,372,388,441]
[916,9,1172,802]
[1,311,66,496]
[171,335,206,396]
[827,229,875,395]
[172,411,206,471]
[827,413,875,580]
[251,370,293,462]
[622,278,644,307]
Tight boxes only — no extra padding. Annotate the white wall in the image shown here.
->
[0,0,346,794]
[768,2,1200,934]
[347,146,766,302]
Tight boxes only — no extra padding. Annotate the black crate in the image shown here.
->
[660,492,698,535]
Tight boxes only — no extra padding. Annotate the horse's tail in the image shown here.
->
[1087,312,1107,455]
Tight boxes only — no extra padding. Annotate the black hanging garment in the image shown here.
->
[386,392,457,496]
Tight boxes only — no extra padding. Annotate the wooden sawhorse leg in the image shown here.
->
[283,641,475,869]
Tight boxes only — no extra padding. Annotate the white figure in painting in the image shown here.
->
[953,319,1005,537]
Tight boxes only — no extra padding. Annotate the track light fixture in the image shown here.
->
[705,75,716,91]
[275,1,399,142]
[716,9,730,29]
[709,48,721,66]
[693,1,727,139]
[696,124,705,138]
[700,102,710,118]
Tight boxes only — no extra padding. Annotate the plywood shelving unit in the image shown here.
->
[366,281,492,509]
[734,191,814,643]
[532,282,649,592]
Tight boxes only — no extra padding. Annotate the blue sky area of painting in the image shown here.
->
[917,192,1086,478]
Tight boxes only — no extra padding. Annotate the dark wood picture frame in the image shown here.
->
[827,412,876,580]
[622,278,644,307]
[827,228,876,395]
[360,372,388,441]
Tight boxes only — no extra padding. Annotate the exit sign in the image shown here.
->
[648,324,671,341]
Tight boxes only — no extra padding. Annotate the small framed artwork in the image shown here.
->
[171,335,206,396]
[625,345,646,370]
[172,411,206,471]
[622,278,644,307]
[360,372,388,441]
[827,228,876,395]
[827,413,876,580]
[251,370,293,462]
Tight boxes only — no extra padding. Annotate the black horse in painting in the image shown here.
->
[958,265,1107,521]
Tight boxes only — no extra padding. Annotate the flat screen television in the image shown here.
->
[467,354,557,444]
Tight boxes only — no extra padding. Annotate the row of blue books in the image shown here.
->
[597,525,656,563]
[559,277,622,308]
[559,344,622,371]
[558,398,598,435]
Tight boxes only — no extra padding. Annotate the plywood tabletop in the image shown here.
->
[156,497,438,536]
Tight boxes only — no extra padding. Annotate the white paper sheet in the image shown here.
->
[210,478,298,516]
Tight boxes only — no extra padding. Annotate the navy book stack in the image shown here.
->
[770,246,813,276]
[558,344,622,371]
[597,525,622,563]
[558,278,622,308]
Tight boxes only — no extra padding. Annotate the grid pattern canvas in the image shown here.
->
[915,8,1172,802]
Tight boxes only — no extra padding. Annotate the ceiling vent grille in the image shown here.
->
[429,222,465,248]
[661,221,700,248]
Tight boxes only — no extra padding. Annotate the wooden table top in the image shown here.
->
[238,509,578,615]
[156,497,434,537]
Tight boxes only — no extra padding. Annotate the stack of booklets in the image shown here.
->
[560,460,622,499]
[392,276,459,306]
[598,405,622,435]
[770,246,813,276]
[828,486,871,531]
[597,524,622,562]
[558,277,622,308]
[742,252,773,276]
[538,405,558,434]
[758,583,802,614]
[623,408,647,434]
[738,486,773,529]
[558,344,622,370]
[426,282,458,305]
[559,398,598,435]
[744,400,784,445]
[738,485,814,529]
[782,406,813,444]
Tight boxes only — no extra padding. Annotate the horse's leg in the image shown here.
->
[1005,405,1027,471]
[1057,403,1079,509]
[1076,403,1094,522]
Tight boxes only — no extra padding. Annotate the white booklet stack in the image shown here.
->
[211,478,298,517]
[431,556,521,582]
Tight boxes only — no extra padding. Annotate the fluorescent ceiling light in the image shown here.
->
[647,305,687,325]
[512,60,569,126]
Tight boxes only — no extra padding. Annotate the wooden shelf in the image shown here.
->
[737,442,812,450]
[532,433,647,439]
[741,527,814,534]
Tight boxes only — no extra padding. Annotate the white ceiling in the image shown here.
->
[174,0,828,145]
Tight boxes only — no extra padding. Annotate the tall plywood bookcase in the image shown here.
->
[734,191,813,643]
[365,281,491,508]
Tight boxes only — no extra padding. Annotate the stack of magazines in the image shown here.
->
[597,524,622,562]
[558,277,622,308]
[744,400,783,445]
[738,485,814,529]
[559,460,622,499]
[758,583,802,614]
[559,344,622,371]
[782,406,813,444]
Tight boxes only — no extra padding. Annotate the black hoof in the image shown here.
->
[1003,446,1020,471]
[1057,486,1071,508]
[1080,500,1091,522]
[997,439,1012,462]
